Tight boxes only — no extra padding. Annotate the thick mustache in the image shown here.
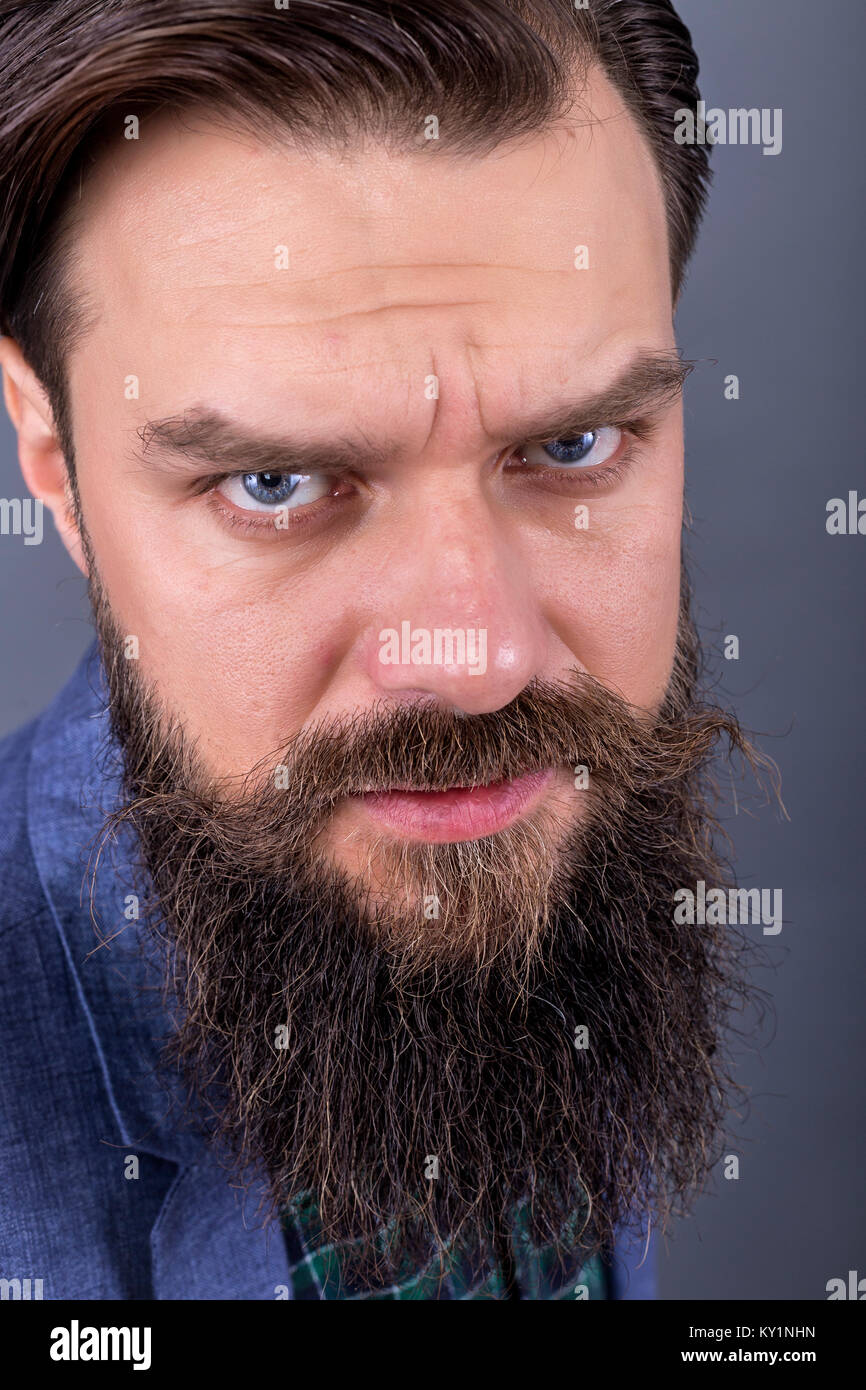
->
[259,686,600,807]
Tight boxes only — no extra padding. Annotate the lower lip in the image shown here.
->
[360,768,555,843]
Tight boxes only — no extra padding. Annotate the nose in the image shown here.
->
[361,486,545,716]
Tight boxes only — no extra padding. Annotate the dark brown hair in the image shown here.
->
[0,0,710,466]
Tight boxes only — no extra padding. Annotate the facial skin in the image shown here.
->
[3,65,682,890]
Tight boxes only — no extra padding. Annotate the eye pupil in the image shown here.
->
[543,432,597,464]
[242,471,299,504]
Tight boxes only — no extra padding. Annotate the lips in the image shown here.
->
[359,768,555,842]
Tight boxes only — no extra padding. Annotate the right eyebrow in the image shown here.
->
[134,413,392,479]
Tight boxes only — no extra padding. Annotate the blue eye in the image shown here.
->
[242,471,301,505]
[542,433,599,464]
[520,426,622,472]
[216,469,333,514]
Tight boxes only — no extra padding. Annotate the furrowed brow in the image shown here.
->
[134,351,694,479]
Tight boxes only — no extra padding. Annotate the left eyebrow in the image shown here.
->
[498,349,695,443]
[133,349,695,478]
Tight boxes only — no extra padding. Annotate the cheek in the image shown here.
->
[92,542,338,766]
[539,490,683,710]
[593,538,682,708]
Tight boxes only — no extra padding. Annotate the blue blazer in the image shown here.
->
[0,644,655,1299]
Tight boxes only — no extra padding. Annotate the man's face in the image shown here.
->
[67,66,681,885]
[25,67,755,1277]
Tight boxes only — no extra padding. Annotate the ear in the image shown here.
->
[0,335,88,576]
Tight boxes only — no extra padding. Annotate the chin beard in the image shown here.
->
[89,569,771,1290]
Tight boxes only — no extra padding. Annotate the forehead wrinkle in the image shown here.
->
[256,356,426,380]
[149,260,575,316]
[267,261,572,285]
[171,302,498,331]
[172,263,575,292]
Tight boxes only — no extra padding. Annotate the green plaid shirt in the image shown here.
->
[281,1190,607,1300]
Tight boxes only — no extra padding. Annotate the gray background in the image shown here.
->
[0,0,862,1300]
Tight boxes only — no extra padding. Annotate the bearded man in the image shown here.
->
[0,0,764,1299]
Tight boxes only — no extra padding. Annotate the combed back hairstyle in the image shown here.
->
[0,0,710,466]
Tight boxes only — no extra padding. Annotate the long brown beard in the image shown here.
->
[89,567,771,1289]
